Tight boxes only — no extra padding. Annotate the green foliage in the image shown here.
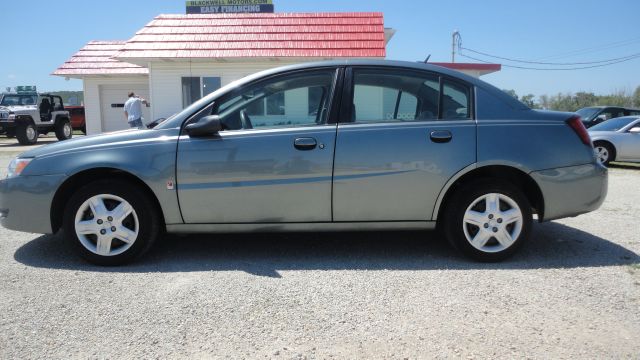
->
[506,88,639,111]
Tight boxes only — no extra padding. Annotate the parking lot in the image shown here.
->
[0,143,638,358]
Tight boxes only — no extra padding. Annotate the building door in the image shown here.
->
[99,84,150,132]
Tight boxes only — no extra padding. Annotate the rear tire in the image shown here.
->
[16,122,38,145]
[62,179,162,265]
[442,179,532,262]
[593,141,615,166]
[55,119,73,141]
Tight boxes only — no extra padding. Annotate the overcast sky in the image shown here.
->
[2,0,639,97]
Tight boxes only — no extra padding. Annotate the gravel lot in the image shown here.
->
[0,144,638,359]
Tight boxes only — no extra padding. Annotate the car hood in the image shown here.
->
[19,128,179,159]
[1,105,36,112]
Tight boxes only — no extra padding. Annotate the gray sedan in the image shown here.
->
[589,116,640,165]
[0,60,607,265]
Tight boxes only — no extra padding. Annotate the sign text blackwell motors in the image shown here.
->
[186,0,274,14]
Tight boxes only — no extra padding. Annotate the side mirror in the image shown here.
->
[629,126,640,134]
[595,115,607,122]
[185,115,222,137]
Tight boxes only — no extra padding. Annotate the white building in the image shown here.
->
[54,12,499,134]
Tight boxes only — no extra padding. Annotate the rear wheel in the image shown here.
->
[594,141,615,166]
[55,119,73,141]
[16,122,38,145]
[62,179,162,265]
[443,179,532,262]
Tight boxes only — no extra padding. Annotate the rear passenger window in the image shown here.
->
[352,69,440,123]
[442,81,471,119]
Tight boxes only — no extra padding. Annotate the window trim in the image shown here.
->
[341,66,476,124]
[181,67,342,134]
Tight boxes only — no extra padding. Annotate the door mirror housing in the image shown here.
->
[185,115,222,137]
[629,126,640,133]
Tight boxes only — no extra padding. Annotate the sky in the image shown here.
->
[1,0,639,98]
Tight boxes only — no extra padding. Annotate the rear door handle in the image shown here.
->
[294,137,317,150]
[430,130,452,143]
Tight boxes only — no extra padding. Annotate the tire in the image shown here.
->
[5,130,15,138]
[55,119,73,141]
[593,141,615,166]
[62,179,162,265]
[442,179,532,262]
[16,122,38,145]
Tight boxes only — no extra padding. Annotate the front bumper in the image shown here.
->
[531,162,608,222]
[0,174,66,234]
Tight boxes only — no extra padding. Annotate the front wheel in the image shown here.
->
[62,179,162,265]
[442,179,532,262]
[16,122,38,145]
[55,119,73,141]
[594,142,614,166]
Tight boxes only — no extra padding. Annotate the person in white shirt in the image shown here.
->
[123,92,149,129]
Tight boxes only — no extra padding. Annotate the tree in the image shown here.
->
[520,94,537,108]
[503,89,518,100]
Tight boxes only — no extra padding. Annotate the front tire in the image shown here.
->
[16,122,38,145]
[443,179,532,262]
[594,141,615,166]
[62,179,162,265]
[55,119,73,141]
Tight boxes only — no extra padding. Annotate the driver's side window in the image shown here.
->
[213,69,336,131]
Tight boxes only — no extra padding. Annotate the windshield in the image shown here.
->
[589,116,637,132]
[0,94,37,106]
[576,107,600,121]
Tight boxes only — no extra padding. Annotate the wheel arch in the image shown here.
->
[433,164,545,222]
[50,167,166,233]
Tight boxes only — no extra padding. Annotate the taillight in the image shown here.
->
[566,115,592,146]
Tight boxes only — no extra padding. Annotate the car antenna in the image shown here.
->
[423,54,431,63]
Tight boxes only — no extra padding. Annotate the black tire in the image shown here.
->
[62,179,163,266]
[442,179,532,262]
[16,121,38,145]
[55,119,73,141]
[593,141,615,166]
[5,129,15,138]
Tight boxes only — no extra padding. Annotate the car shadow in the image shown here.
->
[609,162,640,170]
[13,222,639,277]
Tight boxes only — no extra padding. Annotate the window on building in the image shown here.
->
[182,76,221,108]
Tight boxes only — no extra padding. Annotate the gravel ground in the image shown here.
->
[0,150,638,359]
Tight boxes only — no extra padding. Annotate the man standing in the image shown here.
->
[124,92,149,129]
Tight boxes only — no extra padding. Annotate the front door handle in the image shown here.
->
[430,130,452,143]
[294,137,317,150]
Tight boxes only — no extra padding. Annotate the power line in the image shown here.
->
[535,37,640,61]
[460,46,640,65]
[459,53,640,71]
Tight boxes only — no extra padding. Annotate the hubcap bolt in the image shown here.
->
[492,227,498,233]
[488,214,494,219]
[111,226,116,232]
[97,219,103,225]
[483,223,489,229]
[100,229,106,235]
[107,216,113,221]
[497,218,503,223]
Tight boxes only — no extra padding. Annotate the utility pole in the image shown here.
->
[451,30,460,63]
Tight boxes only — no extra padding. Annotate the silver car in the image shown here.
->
[0,60,608,265]
[589,116,640,165]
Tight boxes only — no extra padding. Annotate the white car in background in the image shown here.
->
[589,116,640,165]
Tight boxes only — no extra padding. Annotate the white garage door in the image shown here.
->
[100,84,150,132]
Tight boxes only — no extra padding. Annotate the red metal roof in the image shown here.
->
[115,13,386,60]
[53,41,148,77]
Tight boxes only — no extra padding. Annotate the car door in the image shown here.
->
[176,68,340,223]
[616,119,640,161]
[332,67,477,221]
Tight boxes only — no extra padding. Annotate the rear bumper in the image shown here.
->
[0,174,66,234]
[531,162,608,222]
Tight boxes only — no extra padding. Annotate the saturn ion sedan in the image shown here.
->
[0,60,608,265]
[588,116,640,166]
